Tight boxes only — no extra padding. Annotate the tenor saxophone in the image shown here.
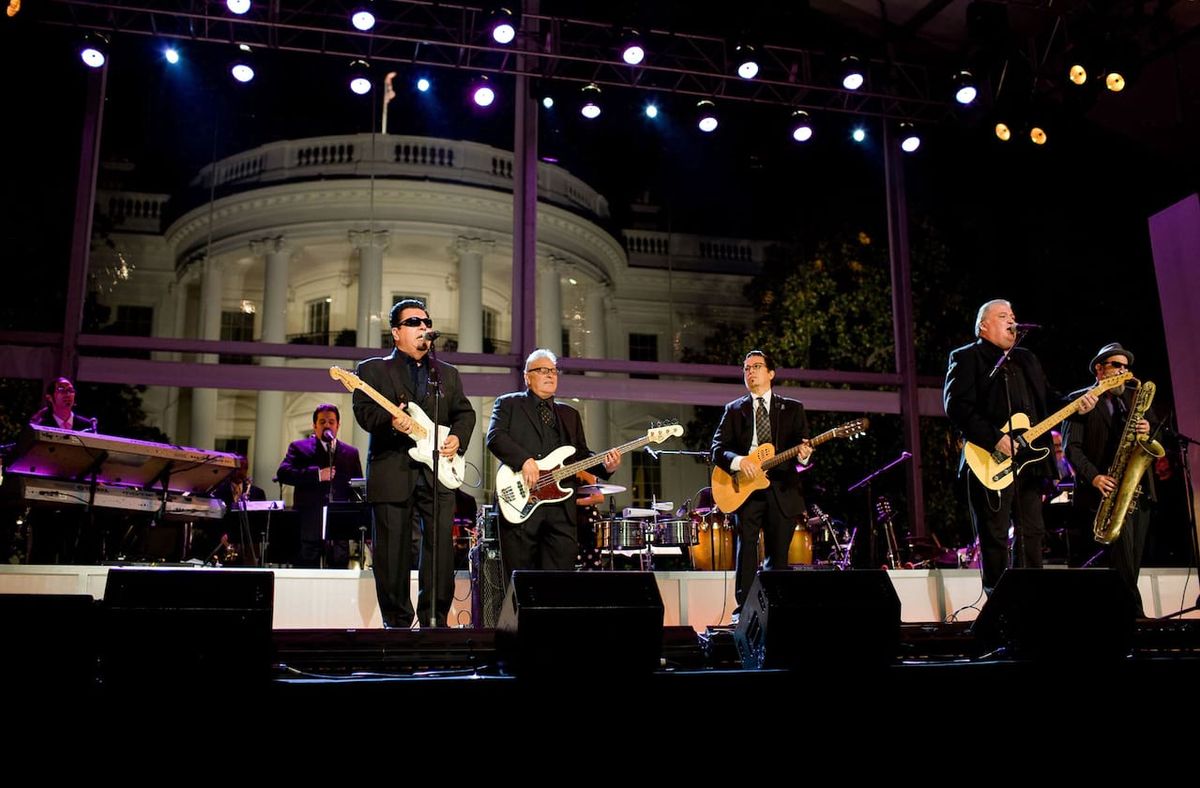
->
[1093,380,1164,544]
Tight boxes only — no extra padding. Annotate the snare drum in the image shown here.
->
[654,518,698,546]
[595,518,647,550]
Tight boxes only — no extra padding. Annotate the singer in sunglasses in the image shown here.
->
[353,299,476,629]
[276,403,363,568]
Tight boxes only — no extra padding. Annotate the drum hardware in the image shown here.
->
[808,503,854,569]
[577,483,627,496]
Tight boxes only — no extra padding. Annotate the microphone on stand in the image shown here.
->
[422,330,441,341]
[321,428,336,444]
[1014,323,1042,331]
[644,446,660,460]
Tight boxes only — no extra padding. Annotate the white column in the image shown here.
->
[158,276,190,441]
[583,285,611,450]
[454,236,491,504]
[190,257,223,450]
[252,236,291,490]
[349,230,389,456]
[537,256,564,352]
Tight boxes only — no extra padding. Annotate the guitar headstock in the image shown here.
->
[329,366,363,393]
[646,419,683,444]
[834,417,870,440]
[1094,371,1133,394]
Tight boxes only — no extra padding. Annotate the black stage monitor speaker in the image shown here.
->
[971,568,1136,661]
[496,570,664,676]
[734,570,901,670]
[101,568,275,691]
[0,594,99,696]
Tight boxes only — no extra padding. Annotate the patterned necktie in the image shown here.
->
[539,400,556,428]
[755,397,771,446]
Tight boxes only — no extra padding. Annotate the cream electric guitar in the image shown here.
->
[495,422,683,524]
[329,366,465,490]
[963,370,1132,491]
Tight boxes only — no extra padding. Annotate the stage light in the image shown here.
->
[79,32,108,69]
[226,0,250,15]
[736,44,759,80]
[620,31,645,65]
[644,103,659,119]
[994,122,1012,141]
[1069,64,1088,85]
[841,56,864,90]
[851,127,866,143]
[790,110,813,142]
[349,60,371,95]
[164,46,180,65]
[472,76,495,107]
[1029,125,1047,145]
[351,3,375,32]
[542,96,554,109]
[1105,70,1126,92]
[580,83,602,119]
[6,0,21,18]
[696,100,718,132]
[231,44,255,83]
[417,77,431,92]
[953,70,977,105]
[489,7,517,45]
[899,122,920,152]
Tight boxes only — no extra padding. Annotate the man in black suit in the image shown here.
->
[30,377,96,432]
[276,404,363,568]
[944,299,1096,595]
[353,299,476,629]
[487,348,621,580]
[1062,342,1155,613]
[711,350,812,619]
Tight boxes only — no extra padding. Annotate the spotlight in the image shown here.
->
[696,100,718,133]
[841,55,864,90]
[79,32,109,69]
[349,60,372,95]
[226,0,250,14]
[1105,70,1125,92]
[350,3,375,32]
[230,44,255,83]
[790,110,813,142]
[953,70,977,105]
[851,127,866,143]
[580,83,602,119]
[417,77,431,93]
[472,75,495,107]
[489,7,517,45]
[1068,64,1088,85]
[736,44,759,80]
[542,96,554,109]
[994,122,1012,142]
[899,122,920,152]
[644,103,659,119]
[1029,125,1047,145]
[164,46,181,65]
[620,30,645,65]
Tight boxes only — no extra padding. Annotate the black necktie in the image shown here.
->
[755,397,771,446]
[539,400,556,428]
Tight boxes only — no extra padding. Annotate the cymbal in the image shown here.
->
[576,483,627,496]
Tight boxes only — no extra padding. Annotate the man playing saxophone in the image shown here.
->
[1062,342,1158,614]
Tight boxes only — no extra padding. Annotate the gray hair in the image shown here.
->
[524,348,559,372]
[974,299,1010,337]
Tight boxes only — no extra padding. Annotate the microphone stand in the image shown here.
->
[989,329,1031,579]
[425,337,444,628]
[1158,417,1200,618]
[848,451,912,568]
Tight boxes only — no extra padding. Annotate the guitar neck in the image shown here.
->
[356,379,405,419]
[761,427,838,471]
[551,435,654,481]
[1022,381,1108,443]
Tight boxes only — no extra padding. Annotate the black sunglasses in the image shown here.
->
[397,316,433,328]
[1103,360,1128,369]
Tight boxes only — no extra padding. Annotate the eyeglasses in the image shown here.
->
[743,363,767,373]
[1103,360,1128,369]
[397,316,433,328]
[526,367,560,377]
[54,385,75,393]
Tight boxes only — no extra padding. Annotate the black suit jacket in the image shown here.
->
[711,391,810,518]
[353,349,476,503]
[276,436,363,509]
[944,338,1062,478]
[486,390,611,527]
[1063,387,1157,513]
[30,409,95,432]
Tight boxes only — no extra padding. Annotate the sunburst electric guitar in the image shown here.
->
[329,365,465,490]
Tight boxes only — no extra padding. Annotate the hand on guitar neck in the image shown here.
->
[993,391,1098,458]
[739,441,811,480]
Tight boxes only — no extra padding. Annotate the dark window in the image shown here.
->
[220,309,255,364]
[629,332,658,379]
[630,450,662,507]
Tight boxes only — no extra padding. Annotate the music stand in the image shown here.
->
[322,501,371,569]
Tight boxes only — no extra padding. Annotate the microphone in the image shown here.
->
[644,446,660,460]
[321,428,335,444]
[87,417,99,433]
[1013,322,1042,331]
[421,330,441,341]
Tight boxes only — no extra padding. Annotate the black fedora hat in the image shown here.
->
[1089,342,1135,373]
